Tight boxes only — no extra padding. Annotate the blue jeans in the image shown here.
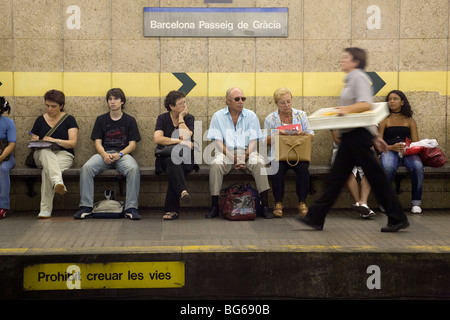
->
[0,154,15,209]
[380,151,424,206]
[79,153,140,210]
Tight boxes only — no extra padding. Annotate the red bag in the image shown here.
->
[219,183,256,221]
[277,124,302,131]
[420,147,447,167]
[403,137,424,156]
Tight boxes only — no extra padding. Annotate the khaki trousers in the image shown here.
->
[209,151,270,196]
[34,148,74,214]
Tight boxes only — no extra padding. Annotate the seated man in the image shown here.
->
[74,88,141,220]
[205,87,272,219]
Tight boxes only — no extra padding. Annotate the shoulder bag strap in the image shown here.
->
[45,113,69,137]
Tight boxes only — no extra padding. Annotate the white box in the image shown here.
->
[308,102,389,130]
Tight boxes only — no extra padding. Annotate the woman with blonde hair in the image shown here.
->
[264,87,315,217]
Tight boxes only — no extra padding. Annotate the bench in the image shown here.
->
[10,164,450,197]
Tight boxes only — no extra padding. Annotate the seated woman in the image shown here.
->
[264,87,314,217]
[379,90,424,214]
[154,90,198,220]
[0,97,16,218]
[30,90,79,218]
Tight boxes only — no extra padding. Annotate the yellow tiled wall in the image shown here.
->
[1,0,449,210]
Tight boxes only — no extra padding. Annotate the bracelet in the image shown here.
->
[178,121,185,125]
[57,139,61,146]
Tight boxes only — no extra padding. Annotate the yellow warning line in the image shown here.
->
[0,71,447,97]
[2,244,450,255]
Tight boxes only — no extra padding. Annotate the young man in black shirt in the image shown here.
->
[74,88,141,220]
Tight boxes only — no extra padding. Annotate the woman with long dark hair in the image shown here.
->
[379,90,423,214]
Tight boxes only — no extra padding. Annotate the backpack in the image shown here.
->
[219,183,256,221]
[91,190,124,219]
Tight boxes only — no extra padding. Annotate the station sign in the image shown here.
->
[144,7,288,37]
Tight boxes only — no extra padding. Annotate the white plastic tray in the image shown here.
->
[308,102,389,130]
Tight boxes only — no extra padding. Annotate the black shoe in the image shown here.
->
[205,206,219,219]
[295,214,323,230]
[381,220,409,232]
[262,206,274,219]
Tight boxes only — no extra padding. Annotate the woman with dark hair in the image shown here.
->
[30,90,79,218]
[297,47,409,232]
[0,97,16,218]
[379,90,423,214]
[154,90,198,220]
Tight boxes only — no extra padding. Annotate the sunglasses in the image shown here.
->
[233,97,246,102]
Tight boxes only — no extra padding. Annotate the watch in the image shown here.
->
[119,152,123,157]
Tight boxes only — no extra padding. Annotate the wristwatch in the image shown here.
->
[119,152,123,157]
[57,139,61,146]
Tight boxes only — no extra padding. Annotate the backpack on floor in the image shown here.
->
[219,183,256,221]
[91,190,124,219]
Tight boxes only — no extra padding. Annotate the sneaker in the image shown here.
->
[74,206,92,219]
[411,206,422,214]
[125,208,141,220]
[352,203,376,219]
[0,209,7,219]
[38,211,51,219]
[54,182,67,195]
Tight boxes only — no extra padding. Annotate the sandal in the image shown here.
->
[298,201,308,216]
[273,202,283,218]
[180,190,191,203]
[163,211,179,220]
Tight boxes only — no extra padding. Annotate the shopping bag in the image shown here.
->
[420,147,447,167]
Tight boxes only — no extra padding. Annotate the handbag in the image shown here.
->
[26,114,69,167]
[420,147,447,167]
[219,183,256,221]
[275,134,312,166]
[155,144,176,157]
[155,143,190,157]
[0,140,10,161]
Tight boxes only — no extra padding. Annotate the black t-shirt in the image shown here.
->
[91,112,141,152]
[155,112,195,140]
[31,114,79,155]
[154,112,197,174]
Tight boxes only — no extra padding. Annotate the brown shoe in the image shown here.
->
[273,202,283,218]
[54,182,67,195]
[298,201,308,216]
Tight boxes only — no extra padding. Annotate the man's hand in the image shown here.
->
[373,136,388,153]
[103,152,117,165]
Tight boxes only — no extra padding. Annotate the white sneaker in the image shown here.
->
[411,206,422,214]
[38,211,51,219]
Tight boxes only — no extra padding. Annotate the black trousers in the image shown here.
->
[271,160,309,203]
[160,157,194,213]
[307,128,407,226]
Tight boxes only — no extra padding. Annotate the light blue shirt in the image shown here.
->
[207,107,262,150]
[264,108,314,137]
[0,116,16,142]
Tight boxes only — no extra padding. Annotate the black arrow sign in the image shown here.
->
[366,72,386,95]
[172,73,196,95]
